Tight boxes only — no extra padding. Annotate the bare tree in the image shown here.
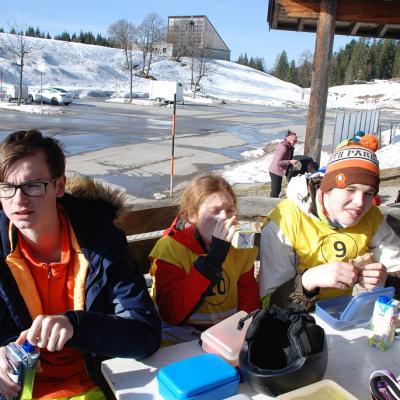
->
[136,13,166,78]
[108,19,137,102]
[5,26,43,105]
[169,19,196,60]
[297,50,314,88]
[168,19,213,97]
[190,47,214,98]
[171,23,191,60]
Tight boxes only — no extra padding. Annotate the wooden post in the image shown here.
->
[304,0,337,165]
[169,94,177,197]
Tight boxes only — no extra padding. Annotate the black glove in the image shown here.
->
[193,236,230,284]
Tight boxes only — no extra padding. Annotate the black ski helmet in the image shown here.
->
[239,305,328,396]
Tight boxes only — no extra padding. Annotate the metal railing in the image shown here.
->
[331,109,380,152]
[387,122,400,145]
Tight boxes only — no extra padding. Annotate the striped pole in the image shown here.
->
[169,94,177,197]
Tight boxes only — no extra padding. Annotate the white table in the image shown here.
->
[101,316,400,399]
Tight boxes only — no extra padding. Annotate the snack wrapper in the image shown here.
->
[231,230,255,249]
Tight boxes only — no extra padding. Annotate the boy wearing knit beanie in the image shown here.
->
[259,135,400,310]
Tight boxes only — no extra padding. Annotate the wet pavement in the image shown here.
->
[0,98,399,203]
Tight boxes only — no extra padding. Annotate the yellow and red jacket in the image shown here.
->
[150,215,260,328]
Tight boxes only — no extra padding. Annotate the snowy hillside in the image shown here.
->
[327,79,400,110]
[0,32,304,107]
[1,32,400,110]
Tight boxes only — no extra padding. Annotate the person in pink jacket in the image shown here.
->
[268,130,300,198]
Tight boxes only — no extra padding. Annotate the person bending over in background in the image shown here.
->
[149,174,260,344]
[259,135,400,311]
[0,130,160,400]
[268,130,301,198]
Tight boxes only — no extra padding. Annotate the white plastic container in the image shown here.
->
[200,311,251,366]
[276,379,358,400]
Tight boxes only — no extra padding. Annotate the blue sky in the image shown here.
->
[0,0,353,69]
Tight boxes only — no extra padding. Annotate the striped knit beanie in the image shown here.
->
[320,138,380,193]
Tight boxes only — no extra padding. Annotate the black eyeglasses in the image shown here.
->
[0,179,56,198]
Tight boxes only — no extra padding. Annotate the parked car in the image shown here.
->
[28,87,74,105]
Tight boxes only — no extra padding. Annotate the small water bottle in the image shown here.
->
[0,340,40,400]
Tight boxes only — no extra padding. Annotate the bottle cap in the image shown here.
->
[22,340,36,353]
[378,296,392,304]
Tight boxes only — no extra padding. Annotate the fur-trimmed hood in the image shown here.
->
[64,175,127,224]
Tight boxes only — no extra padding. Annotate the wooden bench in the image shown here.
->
[116,204,180,274]
[116,199,400,275]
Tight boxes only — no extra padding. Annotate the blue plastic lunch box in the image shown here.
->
[157,353,240,400]
[315,287,395,330]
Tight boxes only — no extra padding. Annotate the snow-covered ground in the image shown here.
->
[327,79,400,110]
[0,32,399,189]
[221,134,400,186]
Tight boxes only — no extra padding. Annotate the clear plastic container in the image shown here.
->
[316,287,395,330]
[276,379,358,400]
[200,311,251,366]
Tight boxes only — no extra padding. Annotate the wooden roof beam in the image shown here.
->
[275,0,400,24]
[350,22,361,35]
[298,18,305,31]
[378,24,389,37]
[271,1,280,29]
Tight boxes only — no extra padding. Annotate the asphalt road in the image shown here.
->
[0,98,398,202]
[0,98,313,153]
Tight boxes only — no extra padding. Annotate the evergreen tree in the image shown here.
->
[0,28,4,33]
[235,53,264,71]
[371,39,383,79]
[330,39,357,85]
[55,31,71,41]
[85,32,95,44]
[46,33,51,39]
[393,41,400,78]
[366,39,377,81]
[255,57,265,72]
[274,50,289,81]
[35,27,44,38]
[249,57,255,69]
[236,53,244,65]
[377,40,396,79]
[78,31,86,43]
[288,60,297,84]
[96,33,108,46]
[345,39,370,83]
[25,26,35,37]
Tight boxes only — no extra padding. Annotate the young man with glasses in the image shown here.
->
[0,130,161,400]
